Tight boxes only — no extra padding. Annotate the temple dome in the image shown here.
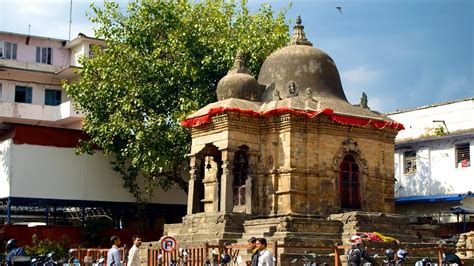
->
[258,16,348,102]
[216,51,262,101]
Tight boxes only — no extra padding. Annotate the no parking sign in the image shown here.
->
[160,236,177,252]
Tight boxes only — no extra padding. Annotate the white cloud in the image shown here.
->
[341,66,381,86]
[2,0,100,39]
[367,97,389,112]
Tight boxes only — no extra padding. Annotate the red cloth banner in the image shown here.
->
[181,107,404,130]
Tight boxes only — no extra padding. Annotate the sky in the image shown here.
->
[1,0,472,113]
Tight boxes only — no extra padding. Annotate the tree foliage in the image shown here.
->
[64,0,289,203]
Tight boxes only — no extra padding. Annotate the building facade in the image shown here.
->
[387,98,474,223]
[0,32,187,227]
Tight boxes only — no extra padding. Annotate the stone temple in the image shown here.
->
[165,17,423,263]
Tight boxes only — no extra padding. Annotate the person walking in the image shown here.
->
[127,235,142,266]
[347,235,377,266]
[107,235,122,266]
[254,238,273,266]
[247,237,258,266]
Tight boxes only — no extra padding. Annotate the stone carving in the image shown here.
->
[189,165,199,181]
[305,87,313,99]
[268,167,316,175]
[319,162,328,176]
[360,92,369,109]
[277,216,293,232]
[456,231,474,257]
[332,138,369,174]
[216,213,234,224]
[344,215,357,226]
[272,88,281,101]
[228,50,250,74]
[289,15,312,46]
[287,81,299,97]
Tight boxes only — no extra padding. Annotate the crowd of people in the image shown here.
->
[4,232,464,265]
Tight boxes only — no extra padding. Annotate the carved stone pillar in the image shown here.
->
[245,176,253,214]
[245,151,258,215]
[203,156,219,213]
[187,156,200,215]
[220,149,234,213]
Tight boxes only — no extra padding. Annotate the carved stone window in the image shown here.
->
[339,155,361,209]
[233,147,249,206]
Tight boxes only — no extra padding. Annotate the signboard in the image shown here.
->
[160,236,177,252]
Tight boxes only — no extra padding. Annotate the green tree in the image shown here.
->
[64,0,289,203]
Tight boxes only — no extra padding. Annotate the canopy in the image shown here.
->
[449,206,474,214]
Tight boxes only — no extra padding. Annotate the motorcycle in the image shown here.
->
[30,252,56,266]
[382,249,408,265]
[415,257,433,266]
[442,252,463,265]
[290,251,328,266]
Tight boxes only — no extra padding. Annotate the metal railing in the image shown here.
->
[70,244,474,266]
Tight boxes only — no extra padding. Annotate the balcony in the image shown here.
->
[0,59,62,74]
[0,101,83,129]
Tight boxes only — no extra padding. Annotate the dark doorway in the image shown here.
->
[233,147,249,206]
[339,155,361,209]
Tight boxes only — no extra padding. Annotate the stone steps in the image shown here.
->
[239,217,281,240]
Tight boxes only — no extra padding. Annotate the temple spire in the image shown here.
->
[289,15,313,46]
[228,50,250,74]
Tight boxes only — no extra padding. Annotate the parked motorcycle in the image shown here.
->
[92,256,105,266]
[382,248,408,265]
[30,252,56,266]
[442,252,463,265]
[415,257,433,266]
[290,251,328,266]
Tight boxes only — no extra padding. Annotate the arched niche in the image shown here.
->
[332,138,368,211]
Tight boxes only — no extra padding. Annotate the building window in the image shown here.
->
[456,143,470,168]
[36,47,52,64]
[15,86,33,103]
[0,41,17,60]
[404,150,417,174]
[45,89,62,106]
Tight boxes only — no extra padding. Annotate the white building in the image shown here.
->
[0,32,187,226]
[387,98,474,224]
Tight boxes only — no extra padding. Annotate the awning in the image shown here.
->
[396,194,465,204]
[449,206,474,214]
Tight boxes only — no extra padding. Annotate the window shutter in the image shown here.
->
[47,47,52,64]
[36,47,41,62]
[5,42,11,59]
[12,43,17,59]
[41,47,47,63]
[26,87,32,103]
[0,41,4,58]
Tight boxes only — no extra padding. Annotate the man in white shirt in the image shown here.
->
[255,238,274,266]
[107,236,122,266]
[127,235,142,266]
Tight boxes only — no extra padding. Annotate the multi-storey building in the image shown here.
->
[0,32,186,228]
[387,98,474,224]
